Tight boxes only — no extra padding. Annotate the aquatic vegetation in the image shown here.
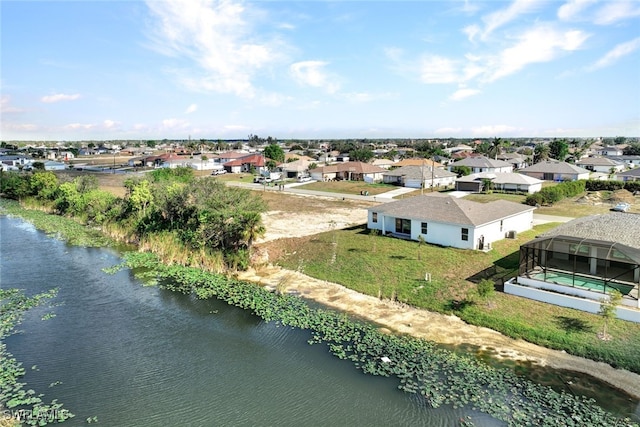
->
[0,289,74,426]
[111,253,638,427]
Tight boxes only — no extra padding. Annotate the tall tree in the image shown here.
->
[548,139,569,161]
[487,137,504,160]
[263,143,285,163]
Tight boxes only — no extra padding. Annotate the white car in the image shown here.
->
[612,202,630,212]
[211,169,227,175]
[297,176,313,182]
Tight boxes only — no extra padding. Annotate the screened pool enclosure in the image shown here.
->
[519,235,640,301]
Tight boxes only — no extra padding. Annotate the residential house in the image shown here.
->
[309,161,385,182]
[280,159,313,179]
[382,165,456,189]
[519,160,590,181]
[615,168,640,182]
[370,158,396,169]
[496,153,528,170]
[455,172,543,194]
[510,213,640,322]
[223,153,268,174]
[391,158,443,169]
[367,194,535,250]
[599,146,624,156]
[448,156,514,174]
[575,157,625,174]
[0,155,34,171]
[609,155,640,169]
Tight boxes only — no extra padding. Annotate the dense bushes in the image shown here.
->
[525,180,586,206]
[585,179,640,193]
[1,169,267,270]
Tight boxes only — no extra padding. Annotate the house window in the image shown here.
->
[395,218,411,235]
[500,220,503,232]
[421,222,428,234]
[372,212,378,223]
[461,228,469,241]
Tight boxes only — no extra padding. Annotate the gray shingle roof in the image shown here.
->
[576,157,622,167]
[369,194,535,226]
[383,165,456,179]
[456,172,542,185]
[450,156,513,168]
[538,213,640,249]
[617,168,640,178]
[520,160,589,174]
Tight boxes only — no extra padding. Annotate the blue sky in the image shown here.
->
[2,0,639,141]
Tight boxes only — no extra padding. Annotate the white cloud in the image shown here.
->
[41,93,81,103]
[161,118,190,130]
[588,37,640,71]
[487,25,589,82]
[472,0,541,41]
[449,88,481,101]
[557,0,597,21]
[419,56,460,84]
[145,0,284,97]
[103,120,119,129]
[184,103,198,114]
[471,125,518,136]
[290,61,340,93]
[64,123,94,130]
[593,0,640,25]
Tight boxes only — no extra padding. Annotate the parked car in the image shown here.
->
[296,175,312,182]
[211,169,227,175]
[611,202,630,212]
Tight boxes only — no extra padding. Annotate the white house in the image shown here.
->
[448,156,514,174]
[455,172,543,194]
[599,146,624,156]
[511,213,640,322]
[367,194,535,250]
[382,165,456,189]
[575,157,625,174]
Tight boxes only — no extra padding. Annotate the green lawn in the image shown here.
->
[269,222,640,373]
[294,180,398,195]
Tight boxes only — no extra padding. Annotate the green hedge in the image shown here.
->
[585,179,640,193]
[525,180,586,206]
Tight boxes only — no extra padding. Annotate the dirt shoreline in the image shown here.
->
[237,264,640,400]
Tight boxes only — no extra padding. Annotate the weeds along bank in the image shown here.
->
[1,175,639,425]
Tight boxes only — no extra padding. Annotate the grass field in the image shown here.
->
[295,180,398,195]
[263,222,640,372]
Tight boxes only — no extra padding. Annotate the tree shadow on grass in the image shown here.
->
[445,299,476,312]
[554,316,594,334]
[467,251,520,292]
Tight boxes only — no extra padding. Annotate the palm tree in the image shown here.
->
[487,137,503,160]
[534,144,550,163]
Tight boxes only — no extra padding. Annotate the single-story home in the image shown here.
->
[575,157,625,174]
[223,153,268,174]
[382,165,456,189]
[518,160,590,181]
[455,172,543,194]
[448,156,514,174]
[367,194,535,250]
[510,213,640,322]
[309,161,386,182]
[599,146,624,156]
[615,168,640,182]
[279,159,313,179]
[391,158,443,169]
[608,155,640,169]
[370,158,396,169]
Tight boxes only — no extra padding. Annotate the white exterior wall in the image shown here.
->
[506,280,640,323]
[495,182,542,194]
[367,210,533,250]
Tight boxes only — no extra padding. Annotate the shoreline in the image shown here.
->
[238,264,640,400]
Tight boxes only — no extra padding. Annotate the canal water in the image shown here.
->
[1,216,638,426]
